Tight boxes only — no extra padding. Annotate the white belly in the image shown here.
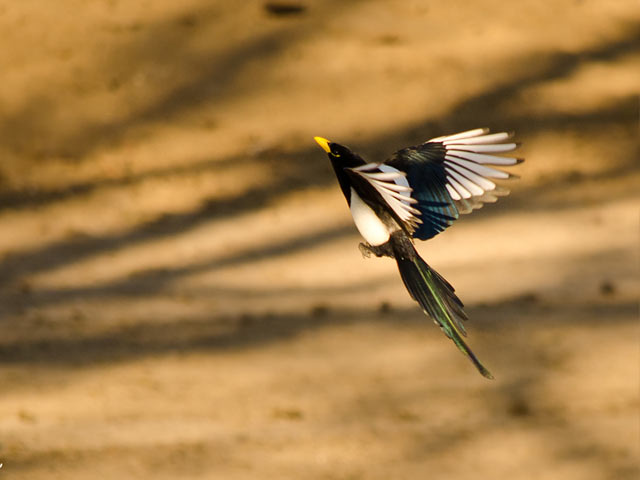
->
[350,188,390,246]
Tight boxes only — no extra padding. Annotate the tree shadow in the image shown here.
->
[325,295,639,480]
[1,102,636,293]
[1,7,638,480]
[1,14,637,201]
[2,222,357,313]
[0,8,637,375]
[0,246,635,368]
[0,1,360,163]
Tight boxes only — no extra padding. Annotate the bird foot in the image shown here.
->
[358,242,390,258]
[358,242,373,258]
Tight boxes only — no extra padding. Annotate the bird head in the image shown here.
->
[314,136,363,168]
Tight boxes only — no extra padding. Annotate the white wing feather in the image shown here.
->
[426,129,520,205]
[351,163,422,227]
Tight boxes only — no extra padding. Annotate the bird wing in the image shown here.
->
[345,162,423,234]
[384,128,522,241]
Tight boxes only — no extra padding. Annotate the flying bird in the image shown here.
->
[314,128,522,378]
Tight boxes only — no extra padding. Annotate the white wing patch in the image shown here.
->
[350,163,422,229]
[427,128,520,201]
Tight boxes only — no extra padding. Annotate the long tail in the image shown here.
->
[391,235,494,379]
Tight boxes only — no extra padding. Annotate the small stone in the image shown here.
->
[508,399,531,417]
[264,2,307,16]
[239,313,254,327]
[272,407,304,420]
[310,304,329,317]
[599,280,615,296]
[378,301,392,314]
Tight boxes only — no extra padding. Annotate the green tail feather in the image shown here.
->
[393,242,494,379]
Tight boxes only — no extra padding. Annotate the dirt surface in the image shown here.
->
[0,1,638,479]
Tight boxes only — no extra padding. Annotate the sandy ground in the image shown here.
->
[0,1,639,479]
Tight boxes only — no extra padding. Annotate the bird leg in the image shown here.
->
[358,242,373,258]
[358,242,393,258]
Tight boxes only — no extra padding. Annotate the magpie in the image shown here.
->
[314,128,522,379]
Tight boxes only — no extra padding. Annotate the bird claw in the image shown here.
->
[358,242,391,258]
[358,242,373,258]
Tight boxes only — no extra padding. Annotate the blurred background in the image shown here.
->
[0,1,638,479]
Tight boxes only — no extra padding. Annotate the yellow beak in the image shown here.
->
[314,136,331,153]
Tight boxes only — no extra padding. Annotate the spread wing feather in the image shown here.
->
[384,128,522,240]
[347,163,423,232]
